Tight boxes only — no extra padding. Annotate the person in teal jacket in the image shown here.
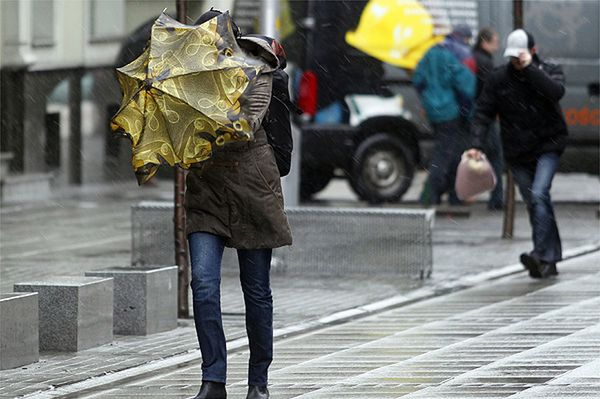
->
[413,27,476,206]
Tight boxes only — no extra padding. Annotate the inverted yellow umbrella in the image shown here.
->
[345,0,443,70]
[111,12,273,184]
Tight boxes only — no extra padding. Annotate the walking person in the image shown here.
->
[414,24,476,206]
[468,29,568,278]
[473,28,505,210]
[186,10,292,399]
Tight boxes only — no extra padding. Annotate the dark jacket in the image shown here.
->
[471,56,568,164]
[473,46,494,99]
[185,47,292,249]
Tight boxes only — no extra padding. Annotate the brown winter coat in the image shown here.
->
[184,72,292,249]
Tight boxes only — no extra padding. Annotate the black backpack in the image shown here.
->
[240,35,295,177]
[263,68,294,177]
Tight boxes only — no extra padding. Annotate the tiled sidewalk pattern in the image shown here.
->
[1,182,598,398]
[82,253,600,398]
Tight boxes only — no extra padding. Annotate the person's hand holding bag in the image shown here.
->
[455,150,497,201]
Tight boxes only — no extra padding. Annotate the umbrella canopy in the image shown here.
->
[345,0,443,70]
[111,12,273,184]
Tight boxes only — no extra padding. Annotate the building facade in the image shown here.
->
[0,0,232,200]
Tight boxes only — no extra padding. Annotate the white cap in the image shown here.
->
[503,29,529,58]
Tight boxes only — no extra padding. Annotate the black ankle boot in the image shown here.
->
[538,261,559,278]
[246,385,269,399]
[520,253,558,279]
[191,381,227,399]
[520,252,542,278]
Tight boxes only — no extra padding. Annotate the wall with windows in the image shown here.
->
[0,0,126,70]
[123,0,234,33]
[0,0,238,185]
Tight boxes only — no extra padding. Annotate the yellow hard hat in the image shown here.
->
[346,0,443,69]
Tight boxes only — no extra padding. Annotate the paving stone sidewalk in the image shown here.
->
[81,252,600,399]
[0,181,598,398]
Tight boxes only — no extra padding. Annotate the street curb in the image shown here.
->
[21,242,600,399]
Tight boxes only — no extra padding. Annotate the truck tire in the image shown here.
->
[300,166,334,200]
[350,133,415,203]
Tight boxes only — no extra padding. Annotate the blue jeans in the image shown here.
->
[188,232,273,386]
[423,119,470,205]
[511,152,562,263]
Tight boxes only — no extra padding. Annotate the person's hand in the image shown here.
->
[518,51,532,69]
[466,148,483,161]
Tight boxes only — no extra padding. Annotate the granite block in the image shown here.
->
[130,202,434,277]
[131,202,174,266]
[0,172,52,204]
[280,207,435,277]
[0,292,39,369]
[14,276,114,352]
[85,266,177,335]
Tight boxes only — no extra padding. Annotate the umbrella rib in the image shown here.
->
[146,64,259,82]
[115,85,146,117]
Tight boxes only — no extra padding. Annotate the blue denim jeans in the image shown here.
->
[188,232,273,386]
[423,118,470,205]
[510,152,562,263]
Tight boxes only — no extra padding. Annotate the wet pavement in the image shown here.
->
[0,177,599,398]
[79,253,600,398]
[314,171,600,205]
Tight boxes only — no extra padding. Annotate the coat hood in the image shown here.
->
[236,35,280,70]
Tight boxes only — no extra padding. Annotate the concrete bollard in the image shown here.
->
[0,292,39,369]
[86,266,178,335]
[130,202,434,278]
[14,276,113,352]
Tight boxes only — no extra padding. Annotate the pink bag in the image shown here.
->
[455,152,497,201]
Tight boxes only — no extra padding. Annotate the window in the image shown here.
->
[32,0,55,47]
[89,0,125,43]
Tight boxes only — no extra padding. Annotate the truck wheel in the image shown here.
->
[300,166,334,200]
[350,133,415,203]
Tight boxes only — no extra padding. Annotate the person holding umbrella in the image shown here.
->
[111,8,290,399]
[467,29,568,278]
[184,10,291,399]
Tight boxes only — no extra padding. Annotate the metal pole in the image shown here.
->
[513,0,524,29]
[1,69,26,172]
[175,0,190,318]
[69,68,83,185]
[261,0,280,39]
[503,0,524,239]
